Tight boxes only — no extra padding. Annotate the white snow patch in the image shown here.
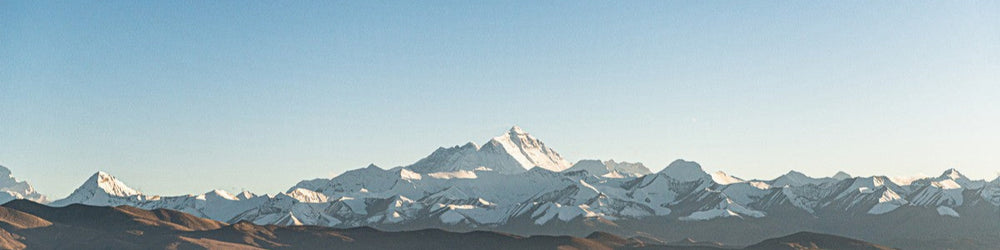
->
[399,169,422,181]
[889,174,930,185]
[287,188,328,203]
[477,198,493,206]
[680,209,740,221]
[933,179,962,190]
[867,203,900,215]
[711,171,744,184]
[428,170,478,179]
[679,198,765,221]
[601,171,625,179]
[441,204,476,210]
[936,206,960,217]
[748,181,771,190]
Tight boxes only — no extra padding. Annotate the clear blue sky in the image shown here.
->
[2,1,998,198]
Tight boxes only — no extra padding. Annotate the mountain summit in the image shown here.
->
[486,125,571,171]
[407,126,571,174]
[87,171,141,197]
[659,159,710,182]
[51,171,145,207]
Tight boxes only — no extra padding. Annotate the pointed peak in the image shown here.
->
[509,125,527,135]
[365,164,381,169]
[80,171,141,197]
[236,191,256,200]
[209,189,230,194]
[492,125,531,141]
[204,189,237,200]
[940,168,966,180]
[88,171,114,182]
[408,125,569,174]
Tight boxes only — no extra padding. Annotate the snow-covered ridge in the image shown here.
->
[0,165,47,204]
[565,159,651,178]
[406,126,572,174]
[710,171,744,184]
[27,165,1000,226]
[9,126,998,229]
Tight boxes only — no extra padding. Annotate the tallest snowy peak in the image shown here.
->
[407,126,571,174]
[488,126,571,172]
[509,125,527,135]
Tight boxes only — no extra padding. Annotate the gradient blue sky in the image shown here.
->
[2,1,998,198]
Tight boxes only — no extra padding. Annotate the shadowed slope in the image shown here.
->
[0,199,895,250]
[745,232,896,250]
[2,199,225,232]
[0,206,51,229]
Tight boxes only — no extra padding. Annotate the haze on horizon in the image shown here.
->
[2,1,998,198]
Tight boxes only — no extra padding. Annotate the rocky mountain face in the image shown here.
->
[6,126,1000,249]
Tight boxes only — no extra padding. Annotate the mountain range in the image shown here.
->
[2,126,998,249]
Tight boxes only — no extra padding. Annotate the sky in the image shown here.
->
[2,1,998,198]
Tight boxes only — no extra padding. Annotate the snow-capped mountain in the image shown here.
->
[5,126,998,249]
[50,171,147,207]
[565,159,652,178]
[0,165,46,204]
[767,170,845,187]
[407,126,571,174]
